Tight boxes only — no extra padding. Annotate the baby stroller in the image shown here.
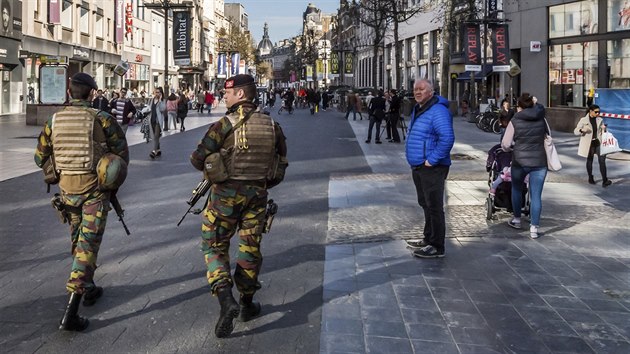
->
[485,144,530,220]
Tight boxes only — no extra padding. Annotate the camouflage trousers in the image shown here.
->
[201,182,268,296]
[62,189,110,295]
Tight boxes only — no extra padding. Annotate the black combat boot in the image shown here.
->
[83,286,103,307]
[214,287,240,338]
[239,294,261,322]
[59,293,89,331]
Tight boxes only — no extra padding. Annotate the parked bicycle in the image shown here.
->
[475,103,501,134]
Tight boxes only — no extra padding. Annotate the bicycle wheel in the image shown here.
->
[491,118,501,134]
[475,114,484,130]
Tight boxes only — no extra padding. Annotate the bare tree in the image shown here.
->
[356,0,391,91]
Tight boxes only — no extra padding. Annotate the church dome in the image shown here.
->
[257,23,273,55]
[303,3,320,19]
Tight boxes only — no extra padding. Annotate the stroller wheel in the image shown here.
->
[486,197,494,220]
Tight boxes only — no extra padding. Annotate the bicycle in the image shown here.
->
[278,100,294,115]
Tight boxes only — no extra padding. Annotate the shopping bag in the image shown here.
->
[600,131,622,156]
[544,119,562,171]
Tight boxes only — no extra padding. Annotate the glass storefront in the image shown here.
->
[608,0,630,32]
[549,0,598,38]
[608,38,630,88]
[549,42,598,107]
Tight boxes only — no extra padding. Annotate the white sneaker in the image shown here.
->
[530,225,539,239]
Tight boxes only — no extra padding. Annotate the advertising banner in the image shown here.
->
[0,0,22,40]
[217,53,227,78]
[306,65,313,82]
[230,52,240,76]
[173,11,191,66]
[464,24,481,72]
[49,0,60,24]
[344,52,354,77]
[330,51,340,77]
[316,60,324,81]
[115,0,124,43]
[40,65,68,104]
[490,23,510,72]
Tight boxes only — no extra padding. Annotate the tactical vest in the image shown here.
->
[222,110,276,181]
[51,106,107,175]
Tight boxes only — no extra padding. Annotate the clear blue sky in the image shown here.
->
[232,1,340,44]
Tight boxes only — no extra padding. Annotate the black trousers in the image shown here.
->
[412,165,449,252]
[386,113,401,142]
[586,140,607,181]
[367,116,382,142]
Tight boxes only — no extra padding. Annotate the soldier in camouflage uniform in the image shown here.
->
[190,74,287,338]
[34,73,129,332]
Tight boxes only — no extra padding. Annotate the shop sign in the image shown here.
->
[530,41,541,52]
[490,23,510,72]
[464,24,481,72]
[115,0,124,43]
[173,10,191,66]
[344,51,354,77]
[135,54,143,63]
[330,51,339,77]
[73,47,90,59]
[0,39,20,65]
[40,55,68,65]
[125,3,133,40]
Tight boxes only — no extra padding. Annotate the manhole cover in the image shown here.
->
[451,153,475,160]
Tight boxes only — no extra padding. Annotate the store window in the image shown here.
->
[608,38,630,87]
[61,0,72,29]
[80,7,89,34]
[609,0,630,31]
[549,0,598,38]
[548,42,598,107]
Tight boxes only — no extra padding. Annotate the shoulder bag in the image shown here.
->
[544,119,562,171]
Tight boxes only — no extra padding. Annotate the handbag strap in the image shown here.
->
[544,118,552,137]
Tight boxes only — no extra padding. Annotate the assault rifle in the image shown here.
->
[177,179,211,226]
[111,194,131,236]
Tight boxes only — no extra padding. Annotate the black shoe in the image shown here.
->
[83,286,103,307]
[588,176,596,184]
[375,140,382,144]
[215,287,240,338]
[390,140,401,143]
[59,293,89,331]
[239,294,261,322]
[603,179,612,187]
[365,140,371,143]
[405,239,429,249]
[156,150,161,157]
[149,151,156,159]
[412,245,445,259]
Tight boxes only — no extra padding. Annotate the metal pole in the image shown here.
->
[164,3,169,95]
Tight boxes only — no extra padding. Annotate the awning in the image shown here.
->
[457,64,493,81]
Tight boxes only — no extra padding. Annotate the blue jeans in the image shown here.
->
[511,165,547,226]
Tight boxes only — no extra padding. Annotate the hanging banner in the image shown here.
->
[316,59,324,81]
[330,51,340,77]
[125,3,133,40]
[344,51,354,77]
[115,0,124,43]
[173,11,191,66]
[217,52,227,78]
[491,23,510,72]
[49,0,61,24]
[306,65,313,82]
[0,0,22,39]
[230,52,240,76]
[464,24,481,72]
[290,71,296,83]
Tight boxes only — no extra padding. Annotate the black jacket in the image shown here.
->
[369,96,386,120]
[511,103,547,168]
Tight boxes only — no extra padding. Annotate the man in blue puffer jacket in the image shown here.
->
[405,79,455,258]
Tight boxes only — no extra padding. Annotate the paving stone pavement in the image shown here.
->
[321,115,630,353]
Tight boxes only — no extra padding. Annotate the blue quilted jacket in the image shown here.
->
[405,95,455,167]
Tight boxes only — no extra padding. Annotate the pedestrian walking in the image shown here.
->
[149,87,167,159]
[177,91,189,132]
[345,90,359,120]
[34,72,129,332]
[92,89,110,113]
[166,92,178,131]
[574,104,612,187]
[406,79,454,258]
[197,90,205,113]
[205,90,215,114]
[189,74,288,338]
[501,93,548,239]
[366,90,386,144]
[114,87,137,134]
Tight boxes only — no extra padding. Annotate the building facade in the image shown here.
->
[0,0,22,115]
